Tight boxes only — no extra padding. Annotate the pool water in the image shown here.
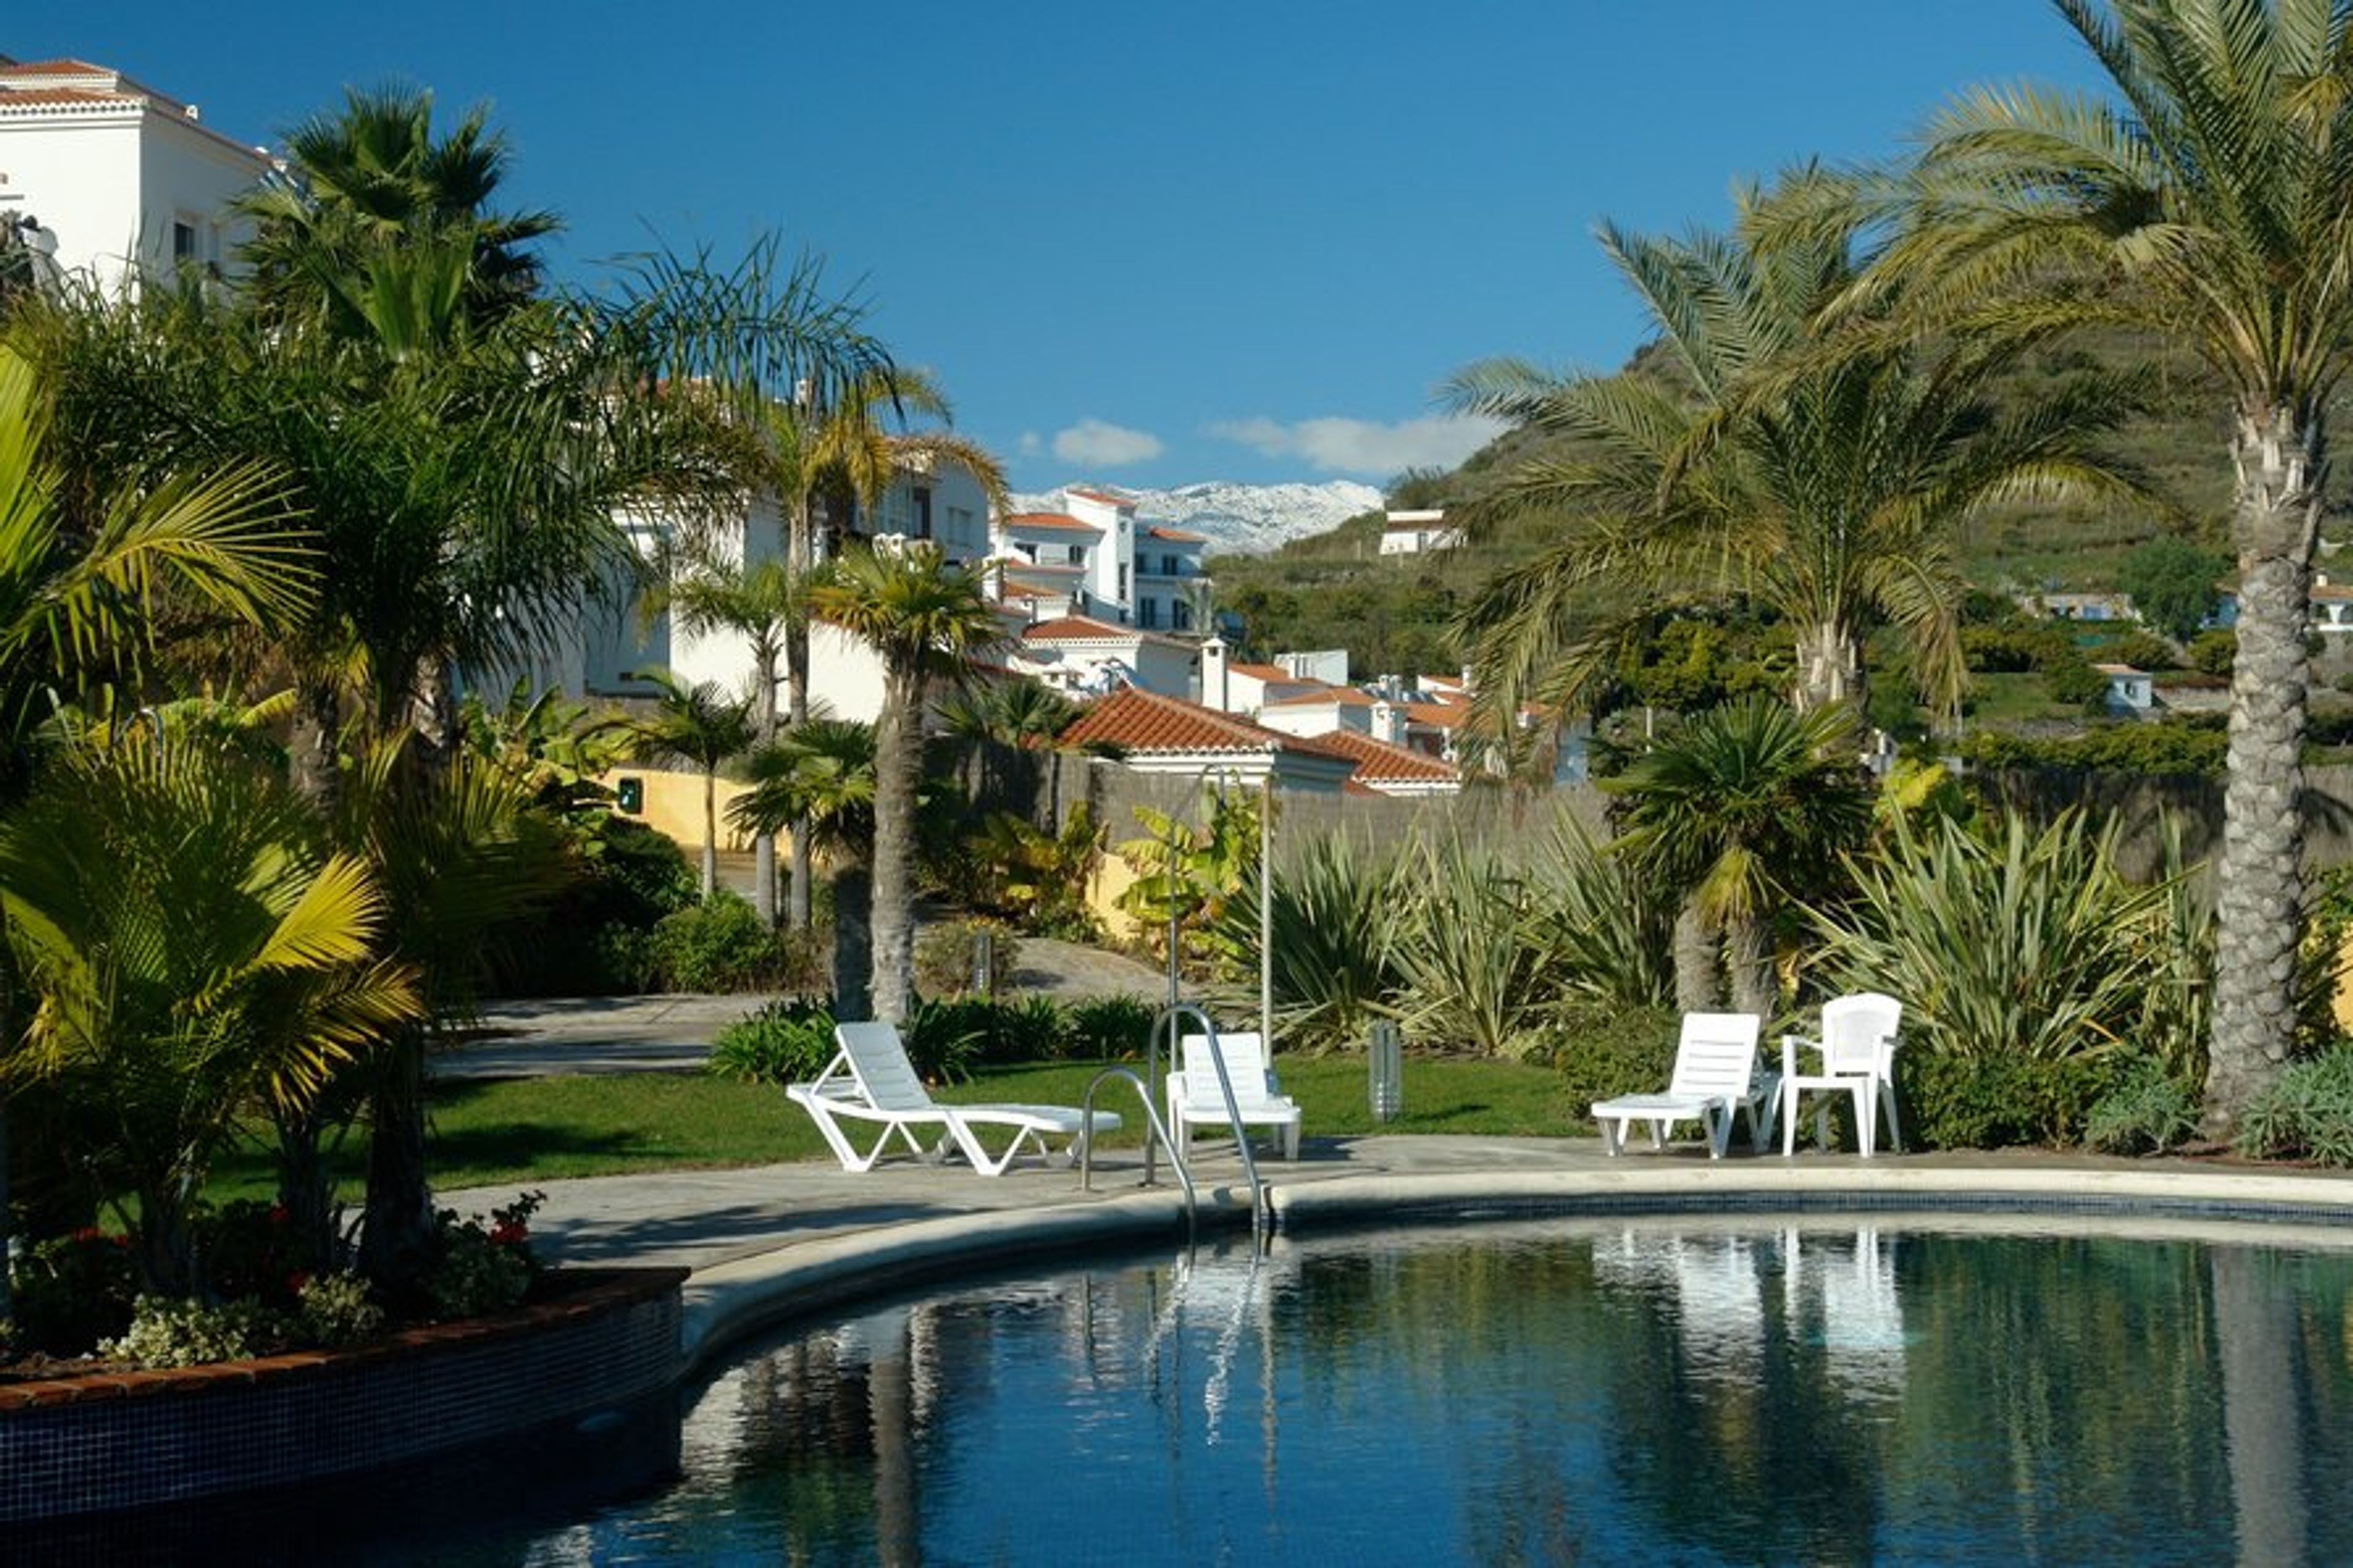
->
[89,1214,2353,1564]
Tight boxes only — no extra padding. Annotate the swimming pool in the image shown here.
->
[421,1213,2353,1564]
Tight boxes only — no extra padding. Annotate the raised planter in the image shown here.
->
[0,1266,686,1525]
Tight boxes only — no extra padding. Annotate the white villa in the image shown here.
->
[991,486,1211,632]
[1379,508,1461,556]
[0,56,274,294]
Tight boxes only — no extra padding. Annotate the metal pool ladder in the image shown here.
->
[1080,1004,1267,1244]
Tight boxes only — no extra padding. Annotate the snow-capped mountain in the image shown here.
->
[1009,479,1384,555]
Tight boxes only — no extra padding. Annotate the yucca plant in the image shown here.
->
[1809,808,2173,1063]
[1389,828,1556,1058]
[1522,807,1675,1013]
[1241,830,1414,1052]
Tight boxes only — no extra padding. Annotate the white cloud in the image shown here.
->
[1051,418,1164,468]
[1207,414,1507,475]
[1017,431,1043,458]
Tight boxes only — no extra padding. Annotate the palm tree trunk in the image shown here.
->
[290,680,341,809]
[870,669,924,1025]
[832,859,873,1021]
[700,767,719,902]
[1672,900,1721,1012]
[359,1023,436,1301]
[2206,406,2322,1137]
[787,499,815,929]
[752,648,779,926]
[1794,618,1862,716]
[1723,914,1774,1019]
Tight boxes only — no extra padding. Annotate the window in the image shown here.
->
[1068,544,1086,566]
[913,486,933,539]
[1117,563,1129,601]
[1173,599,1194,631]
[1139,599,1159,628]
[172,220,199,262]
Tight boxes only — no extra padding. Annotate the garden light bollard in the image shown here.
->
[1370,1020,1403,1123]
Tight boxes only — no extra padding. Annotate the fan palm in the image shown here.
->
[0,723,419,1295]
[1603,695,1874,1015]
[808,542,1004,1023]
[1442,177,2145,754]
[1859,0,2353,1129]
[730,718,879,1015]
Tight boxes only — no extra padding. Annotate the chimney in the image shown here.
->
[1373,700,1406,746]
[1201,637,1230,711]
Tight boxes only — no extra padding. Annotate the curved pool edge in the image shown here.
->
[676,1156,2353,1375]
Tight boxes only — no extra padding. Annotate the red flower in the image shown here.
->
[286,1271,311,1295]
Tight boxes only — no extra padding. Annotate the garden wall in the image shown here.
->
[0,1267,684,1525]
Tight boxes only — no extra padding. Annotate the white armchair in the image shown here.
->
[1779,993,1903,1157]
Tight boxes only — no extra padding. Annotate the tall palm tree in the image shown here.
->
[777,368,1012,927]
[1603,695,1873,1015]
[1442,178,2145,749]
[808,542,1004,1023]
[1860,0,2353,1132]
[607,668,754,901]
[730,717,879,1014]
[235,84,556,355]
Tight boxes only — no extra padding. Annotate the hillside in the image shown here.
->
[1210,327,2353,680]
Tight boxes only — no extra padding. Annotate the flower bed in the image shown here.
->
[0,1265,685,1524]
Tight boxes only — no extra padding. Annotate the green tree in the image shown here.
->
[808,542,1004,1023]
[1442,178,2145,756]
[1603,695,1874,1015]
[1864,0,2353,1132]
[730,718,877,1014]
[0,722,419,1295]
[606,669,754,902]
[2118,536,2232,643]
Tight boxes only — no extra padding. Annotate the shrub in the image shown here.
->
[426,1192,545,1319]
[646,891,787,992]
[295,1273,387,1347]
[2045,656,2115,709]
[2184,628,2236,675]
[2088,629,2180,672]
[708,999,838,1085]
[914,917,1021,999]
[2083,1055,2201,1155]
[902,996,991,1083]
[1066,993,1159,1061]
[494,815,699,995]
[2235,1048,2353,1166]
[7,1229,137,1355]
[1552,1002,1681,1116]
[195,1198,318,1309]
[102,1295,284,1369]
[1901,1050,2124,1150]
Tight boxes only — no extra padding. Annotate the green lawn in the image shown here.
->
[207,1053,1580,1202]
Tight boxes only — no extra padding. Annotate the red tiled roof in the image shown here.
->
[1061,688,1354,760]
[1308,728,1461,784]
[1067,487,1133,507]
[1145,525,1205,544]
[0,88,131,108]
[1228,661,1305,683]
[1,59,116,78]
[1403,700,1469,729]
[1002,512,1102,534]
[1021,615,1135,641]
[1262,687,1372,709]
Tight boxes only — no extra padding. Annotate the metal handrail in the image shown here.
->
[1150,1003,1267,1241]
[1080,1066,1196,1235]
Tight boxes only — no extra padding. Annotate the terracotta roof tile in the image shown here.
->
[1067,487,1132,506]
[1145,526,1205,544]
[1061,687,1354,760]
[1021,615,1135,640]
[0,88,133,108]
[1262,687,1372,709]
[1403,700,1468,728]
[1228,661,1305,683]
[1308,727,1461,783]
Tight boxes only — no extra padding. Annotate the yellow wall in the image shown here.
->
[599,767,752,854]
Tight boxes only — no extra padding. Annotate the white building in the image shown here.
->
[1379,508,1461,556]
[990,484,1210,630]
[1008,615,1199,699]
[0,56,274,295]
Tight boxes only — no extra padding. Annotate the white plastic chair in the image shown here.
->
[1167,1031,1302,1161]
[1591,1012,1770,1159]
[1779,993,1903,1156]
[787,1021,1122,1176]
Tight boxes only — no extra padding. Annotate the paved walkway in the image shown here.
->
[436,988,2353,1368]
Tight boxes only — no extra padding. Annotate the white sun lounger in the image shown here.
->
[1590,1011,1770,1159]
[787,1020,1122,1177]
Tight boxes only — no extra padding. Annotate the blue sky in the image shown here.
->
[19,3,2107,493]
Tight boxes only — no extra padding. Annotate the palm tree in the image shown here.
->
[0,722,419,1295]
[1442,178,2145,746]
[730,718,879,1013]
[1603,695,1873,1015]
[643,547,814,923]
[776,368,1012,926]
[808,542,1004,1023]
[235,84,556,354]
[1860,0,2353,1131]
[606,668,754,901]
